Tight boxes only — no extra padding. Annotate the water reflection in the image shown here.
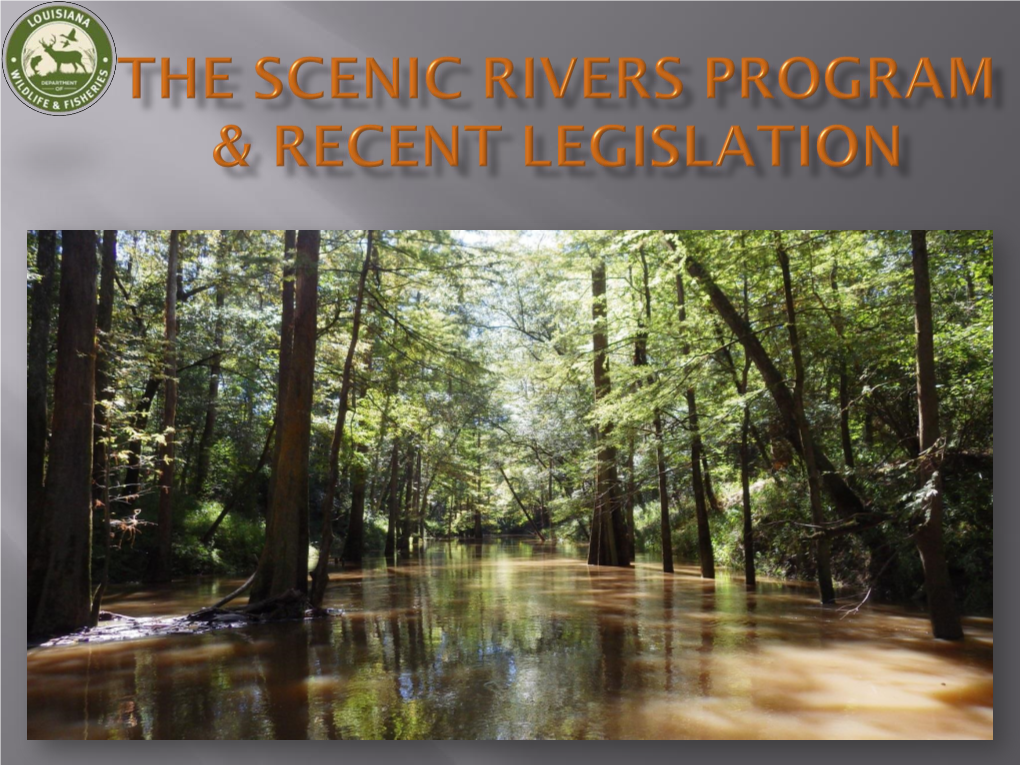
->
[27,542,993,739]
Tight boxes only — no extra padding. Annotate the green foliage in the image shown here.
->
[34,229,989,614]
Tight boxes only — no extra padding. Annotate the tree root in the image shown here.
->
[188,588,323,624]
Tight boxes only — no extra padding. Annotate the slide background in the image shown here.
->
[3,1,1014,753]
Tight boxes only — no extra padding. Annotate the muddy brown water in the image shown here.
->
[26,541,993,739]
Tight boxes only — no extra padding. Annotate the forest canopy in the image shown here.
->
[26,229,992,641]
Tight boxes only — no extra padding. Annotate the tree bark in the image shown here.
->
[653,414,674,573]
[625,437,636,559]
[686,390,715,578]
[268,231,297,517]
[587,256,629,567]
[740,272,756,589]
[910,230,964,640]
[90,417,112,626]
[776,235,835,604]
[838,366,854,469]
[399,445,415,555]
[192,231,228,496]
[310,230,374,606]
[675,267,714,579]
[384,438,402,558]
[28,230,57,527]
[92,231,117,511]
[473,428,484,541]
[341,335,374,566]
[740,405,756,588]
[831,263,856,470]
[341,440,369,565]
[90,231,116,623]
[636,250,673,573]
[29,230,98,637]
[414,450,424,545]
[701,454,721,514]
[250,230,319,602]
[148,230,180,584]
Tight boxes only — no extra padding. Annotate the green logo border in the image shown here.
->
[3,2,116,115]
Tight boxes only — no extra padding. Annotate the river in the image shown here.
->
[26,541,993,739]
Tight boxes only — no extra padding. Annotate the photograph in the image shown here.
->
[25,229,993,739]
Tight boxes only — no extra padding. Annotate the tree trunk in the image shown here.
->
[635,250,673,573]
[625,437,636,560]
[192,232,229,496]
[414,451,424,546]
[473,428,484,541]
[250,230,319,602]
[712,316,786,488]
[90,416,112,626]
[664,232,872,525]
[92,231,117,512]
[384,438,401,558]
[29,230,98,637]
[701,454,721,514]
[178,425,196,497]
[148,230,180,584]
[123,376,160,499]
[653,414,674,573]
[90,231,116,622]
[544,461,554,533]
[910,230,963,640]
[587,256,629,567]
[117,235,154,499]
[686,390,715,578]
[341,340,374,567]
[341,441,369,565]
[399,446,415,555]
[740,405,756,588]
[776,235,835,604]
[28,230,57,527]
[268,231,297,521]
[830,262,856,470]
[675,267,714,579]
[370,357,398,512]
[310,231,374,606]
[838,366,854,469]
[740,274,756,589]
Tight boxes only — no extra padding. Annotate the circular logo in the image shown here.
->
[3,3,115,114]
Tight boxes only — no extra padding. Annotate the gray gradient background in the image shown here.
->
[2,0,1012,753]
